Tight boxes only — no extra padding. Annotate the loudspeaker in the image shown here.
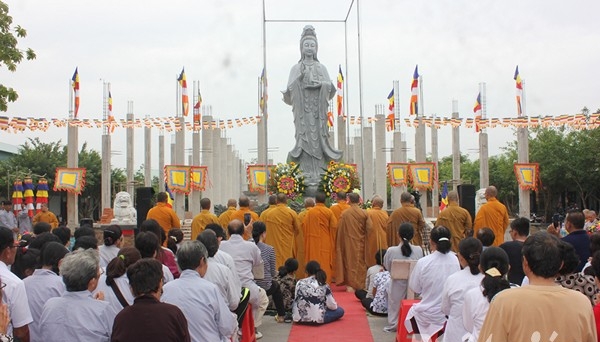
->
[457,184,476,221]
[136,187,155,228]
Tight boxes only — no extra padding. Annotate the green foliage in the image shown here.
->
[0,1,36,111]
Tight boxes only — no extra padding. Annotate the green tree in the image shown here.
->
[0,1,36,111]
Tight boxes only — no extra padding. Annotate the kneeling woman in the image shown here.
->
[292,261,344,324]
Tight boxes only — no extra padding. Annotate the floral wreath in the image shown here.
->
[319,161,360,197]
[267,162,305,200]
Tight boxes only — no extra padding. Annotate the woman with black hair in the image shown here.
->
[94,247,141,315]
[275,258,298,323]
[382,222,424,333]
[99,225,122,268]
[404,226,460,341]
[479,232,596,341]
[292,260,344,324]
[440,237,483,342]
[462,246,512,342]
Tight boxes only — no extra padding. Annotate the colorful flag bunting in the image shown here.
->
[71,68,80,118]
[410,65,419,115]
[177,68,189,116]
[514,66,523,117]
[193,90,202,125]
[337,65,344,117]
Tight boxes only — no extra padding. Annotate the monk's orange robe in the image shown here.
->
[436,201,472,252]
[230,207,259,240]
[264,204,300,269]
[146,202,181,234]
[474,197,509,246]
[336,204,372,290]
[218,206,236,229]
[386,204,425,248]
[191,210,219,241]
[366,207,389,267]
[303,204,337,280]
[329,201,349,279]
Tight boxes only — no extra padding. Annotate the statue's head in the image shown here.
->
[114,191,132,208]
[300,25,319,62]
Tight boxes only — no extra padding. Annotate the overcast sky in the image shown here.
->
[2,0,599,171]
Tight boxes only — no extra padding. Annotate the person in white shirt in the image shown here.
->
[162,241,237,342]
[382,223,424,332]
[219,220,269,340]
[0,225,32,341]
[93,247,140,317]
[404,226,460,341]
[98,225,122,268]
[462,246,511,342]
[355,250,385,302]
[440,237,483,342]
[24,242,68,342]
[0,202,18,236]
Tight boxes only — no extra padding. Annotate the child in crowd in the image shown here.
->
[275,258,298,323]
[355,250,386,303]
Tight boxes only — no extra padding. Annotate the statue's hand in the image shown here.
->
[305,82,322,89]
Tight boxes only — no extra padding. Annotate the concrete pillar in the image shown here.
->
[328,128,335,150]
[174,116,185,217]
[211,124,221,205]
[347,143,354,164]
[144,118,151,187]
[202,115,214,201]
[158,133,165,192]
[479,133,489,189]
[67,124,78,227]
[431,118,439,217]
[126,112,134,199]
[337,116,346,161]
[374,114,387,208]
[363,126,374,199]
[226,144,234,206]
[415,118,426,162]
[189,128,201,215]
[219,135,228,206]
[452,101,461,191]
[353,136,362,181]
[391,131,402,210]
[101,134,111,211]
[517,127,530,218]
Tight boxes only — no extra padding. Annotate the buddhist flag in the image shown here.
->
[177,68,189,116]
[71,68,80,118]
[386,89,395,132]
[439,181,448,211]
[337,65,344,117]
[164,182,174,208]
[514,65,523,117]
[327,111,334,127]
[473,92,482,132]
[410,65,419,116]
[108,91,115,133]
[193,90,202,125]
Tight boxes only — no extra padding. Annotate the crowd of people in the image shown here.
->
[0,185,598,341]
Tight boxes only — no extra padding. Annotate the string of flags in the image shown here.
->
[11,177,50,216]
[0,113,599,133]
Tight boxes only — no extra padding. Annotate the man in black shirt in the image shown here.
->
[500,217,529,284]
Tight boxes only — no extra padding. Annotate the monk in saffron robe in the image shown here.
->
[190,198,219,240]
[329,191,349,279]
[366,196,389,267]
[218,199,237,229]
[295,197,315,278]
[336,193,372,291]
[264,193,301,269]
[303,193,337,280]
[387,192,426,248]
[435,190,472,252]
[230,196,259,240]
[474,186,509,246]
[259,195,277,222]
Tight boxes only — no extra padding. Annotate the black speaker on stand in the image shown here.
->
[457,184,476,222]
[136,187,155,228]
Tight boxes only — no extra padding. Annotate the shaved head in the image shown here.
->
[304,197,315,208]
[268,195,277,205]
[348,192,360,204]
[226,199,237,208]
[276,193,288,204]
[372,196,384,208]
[485,186,498,198]
[447,191,459,202]
[239,196,250,207]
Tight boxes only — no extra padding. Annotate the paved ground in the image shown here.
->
[257,310,397,342]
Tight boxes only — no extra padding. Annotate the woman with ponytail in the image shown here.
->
[440,237,483,342]
[94,247,141,315]
[462,246,511,342]
[382,222,424,332]
[292,260,344,324]
[404,226,460,341]
[99,225,123,268]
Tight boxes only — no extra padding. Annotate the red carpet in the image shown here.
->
[288,284,374,342]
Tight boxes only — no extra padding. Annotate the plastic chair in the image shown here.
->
[396,299,420,342]
[238,303,256,342]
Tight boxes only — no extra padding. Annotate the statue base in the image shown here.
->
[304,183,319,198]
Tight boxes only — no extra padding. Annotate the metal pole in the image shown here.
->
[356,0,366,199]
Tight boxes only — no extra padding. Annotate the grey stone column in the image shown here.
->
[126,112,135,200]
[452,101,461,191]
[202,115,214,202]
[374,114,386,208]
[363,126,374,199]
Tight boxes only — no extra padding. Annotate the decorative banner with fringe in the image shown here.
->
[387,163,410,187]
[246,164,275,193]
[514,163,540,191]
[35,177,49,209]
[164,165,191,194]
[190,166,208,191]
[409,162,437,190]
[12,179,23,213]
[23,176,35,217]
[54,168,86,194]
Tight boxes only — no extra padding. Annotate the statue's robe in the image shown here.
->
[335,204,372,290]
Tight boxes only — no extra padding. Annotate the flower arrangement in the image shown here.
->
[589,221,600,234]
[267,162,305,200]
[319,161,360,197]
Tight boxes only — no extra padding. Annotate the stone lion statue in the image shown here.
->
[111,191,137,224]
[475,188,487,216]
